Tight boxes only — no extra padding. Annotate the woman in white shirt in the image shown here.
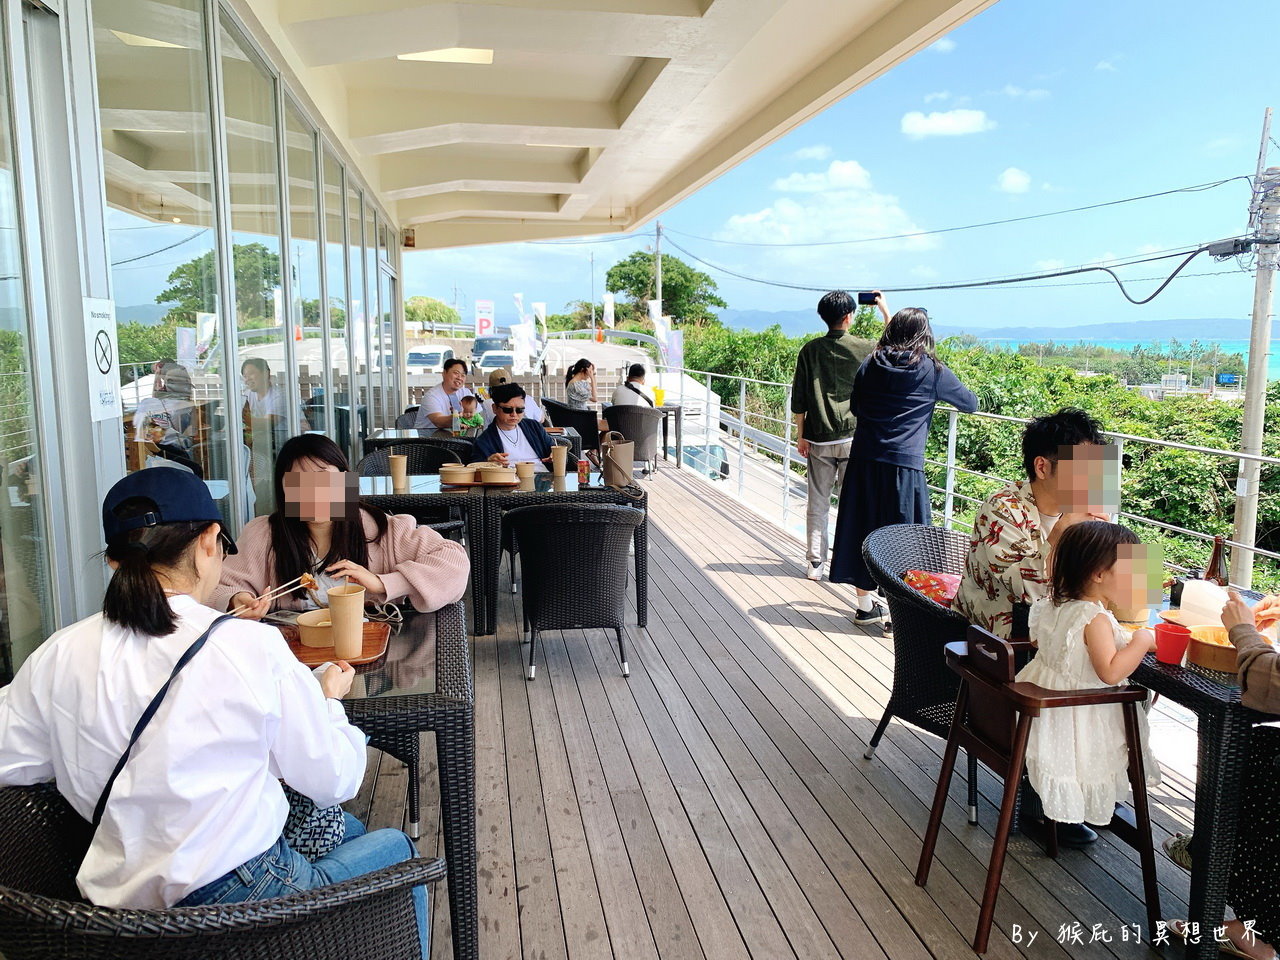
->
[0,468,429,954]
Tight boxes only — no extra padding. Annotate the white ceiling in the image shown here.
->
[102,0,998,248]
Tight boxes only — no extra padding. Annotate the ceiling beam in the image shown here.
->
[396,192,564,223]
[406,217,633,250]
[379,150,584,199]
[348,91,618,155]
[277,0,706,27]
[287,4,701,67]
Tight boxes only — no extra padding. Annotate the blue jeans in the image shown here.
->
[179,813,428,957]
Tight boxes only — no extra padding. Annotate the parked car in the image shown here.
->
[476,351,514,373]
[405,346,454,375]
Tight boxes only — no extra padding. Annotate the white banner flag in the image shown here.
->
[649,299,669,345]
[513,293,525,322]
[602,293,615,328]
[511,319,536,375]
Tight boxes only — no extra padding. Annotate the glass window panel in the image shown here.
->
[220,14,286,516]
[347,185,367,450]
[365,206,381,426]
[283,102,322,434]
[93,0,233,526]
[0,27,55,678]
[321,148,350,458]
[380,269,398,420]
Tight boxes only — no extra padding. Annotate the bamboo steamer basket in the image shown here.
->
[439,464,476,484]
[1188,626,1237,673]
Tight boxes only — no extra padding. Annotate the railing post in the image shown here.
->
[1113,438,1125,519]
[737,378,746,498]
[782,383,794,530]
[944,408,958,528]
[676,367,685,468]
[705,373,714,477]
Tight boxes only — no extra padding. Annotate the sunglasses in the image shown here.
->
[496,404,525,415]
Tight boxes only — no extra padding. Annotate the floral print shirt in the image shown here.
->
[953,481,1052,639]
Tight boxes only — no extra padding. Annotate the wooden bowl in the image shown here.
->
[296,609,333,648]
[1188,626,1236,673]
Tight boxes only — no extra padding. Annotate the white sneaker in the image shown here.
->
[806,561,823,581]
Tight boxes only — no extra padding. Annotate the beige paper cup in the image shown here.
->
[388,454,408,492]
[550,444,567,476]
[328,583,366,660]
[296,609,332,649]
[552,476,566,493]
[516,461,534,479]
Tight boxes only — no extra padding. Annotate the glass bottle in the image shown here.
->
[1205,536,1229,587]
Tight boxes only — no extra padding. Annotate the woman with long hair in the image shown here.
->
[212,434,468,618]
[564,358,597,410]
[0,468,429,952]
[828,307,978,624]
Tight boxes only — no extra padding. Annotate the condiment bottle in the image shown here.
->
[1205,536,1229,587]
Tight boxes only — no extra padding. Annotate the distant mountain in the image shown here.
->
[117,304,171,325]
[716,310,1259,343]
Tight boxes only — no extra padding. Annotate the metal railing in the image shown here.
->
[657,365,1280,586]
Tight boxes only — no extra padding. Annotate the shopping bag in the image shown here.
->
[600,430,634,488]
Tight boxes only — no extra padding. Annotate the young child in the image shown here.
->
[1017,519,1160,826]
[456,394,485,433]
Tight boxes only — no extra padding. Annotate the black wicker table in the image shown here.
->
[1131,656,1280,960]
[479,472,648,636]
[341,601,477,960]
[362,475,488,635]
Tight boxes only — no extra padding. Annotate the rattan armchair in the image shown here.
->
[358,444,462,477]
[395,407,419,428]
[0,783,445,960]
[603,405,665,476]
[862,523,980,822]
[505,503,644,681]
[542,398,601,458]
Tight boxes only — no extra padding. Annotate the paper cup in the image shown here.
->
[296,609,333,649]
[516,461,534,479]
[653,387,666,407]
[550,444,567,476]
[389,454,408,492]
[518,476,535,492]
[327,583,366,660]
[1154,622,1192,665]
[552,476,566,492]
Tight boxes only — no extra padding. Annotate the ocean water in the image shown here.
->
[967,337,1280,380]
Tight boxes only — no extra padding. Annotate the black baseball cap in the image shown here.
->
[102,468,237,554]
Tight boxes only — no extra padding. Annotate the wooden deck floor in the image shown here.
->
[354,468,1200,960]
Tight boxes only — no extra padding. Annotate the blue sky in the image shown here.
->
[403,0,1276,333]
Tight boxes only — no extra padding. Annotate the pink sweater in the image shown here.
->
[210,511,469,614]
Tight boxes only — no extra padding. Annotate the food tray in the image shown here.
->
[278,621,391,666]
[439,478,522,488]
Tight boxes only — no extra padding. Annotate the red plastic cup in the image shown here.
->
[1154,622,1192,665]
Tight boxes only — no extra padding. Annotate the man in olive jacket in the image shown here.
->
[790,290,885,580]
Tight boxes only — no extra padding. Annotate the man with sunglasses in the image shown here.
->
[473,382,555,471]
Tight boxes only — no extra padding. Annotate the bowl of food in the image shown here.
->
[296,609,333,648]
[1188,625,1236,673]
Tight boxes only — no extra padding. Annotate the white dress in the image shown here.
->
[1017,598,1161,825]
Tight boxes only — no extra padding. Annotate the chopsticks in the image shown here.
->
[230,574,309,616]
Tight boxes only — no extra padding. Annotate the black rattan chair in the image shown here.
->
[358,444,462,477]
[363,493,466,542]
[395,407,419,429]
[862,523,981,823]
[603,405,664,476]
[505,503,644,681]
[408,436,476,463]
[542,398,601,458]
[0,782,444,960]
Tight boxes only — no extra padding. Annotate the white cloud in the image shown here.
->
[1095,59,1117,72]
[789,145,833,162]
[996,167,1032,194]
[901,109,995,139]
[1034,259,1066,271]
[929,37,957,53]
[719,158,935,253]
[924,91,951,103]
[773,159,872,193]
[1002,84,1050,100]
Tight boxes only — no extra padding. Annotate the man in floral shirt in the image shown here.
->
[953,409,1110,638]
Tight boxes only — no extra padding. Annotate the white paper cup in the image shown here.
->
[516,461,534,479]
[328,583,366,660]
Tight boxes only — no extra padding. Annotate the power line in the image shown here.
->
[110,230,208,267]
[662,233,1232,304]
[531,232,655,246]
[666,176,1251,248]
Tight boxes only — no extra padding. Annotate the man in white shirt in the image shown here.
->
[414,358,475,430]
[610,363,656,407]
[241,358,286,420]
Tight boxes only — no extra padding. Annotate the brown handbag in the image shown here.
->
[600,430,634,488]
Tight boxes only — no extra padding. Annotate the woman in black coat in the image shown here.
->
[828,308,977,624]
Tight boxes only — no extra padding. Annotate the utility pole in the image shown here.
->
[1231,107,1280,587]
[655,220,663,318]
[589,252,596,327]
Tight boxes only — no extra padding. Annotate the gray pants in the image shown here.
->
[805,441,851,566]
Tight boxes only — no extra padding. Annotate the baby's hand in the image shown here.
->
[1132,627,1157,652]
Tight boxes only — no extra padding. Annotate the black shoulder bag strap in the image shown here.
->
[625,382,655,406]
[91,613,236,829]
